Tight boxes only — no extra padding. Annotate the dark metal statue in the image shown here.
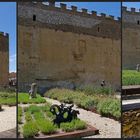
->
[50,103,79,127]
[101,80,106,87]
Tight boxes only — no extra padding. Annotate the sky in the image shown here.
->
[0,2,16,72]
[56,2,121,18]
[123,2,140,11]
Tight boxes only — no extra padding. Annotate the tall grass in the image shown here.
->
[45,88,120,120]
[18,93,46,104]
[0,92,16,106]
[122,70,140,86]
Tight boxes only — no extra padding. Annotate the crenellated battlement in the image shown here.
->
[122,6,140,14]
[18,2,120,22]
[122,6,140,26]
[0,31,9,38]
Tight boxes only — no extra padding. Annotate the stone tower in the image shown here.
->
[122,6,140,69]
[0,32,9,87]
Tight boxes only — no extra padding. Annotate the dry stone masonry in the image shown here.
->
[0,32,9,87]
[18,2,121,92]
[123,109,140,138]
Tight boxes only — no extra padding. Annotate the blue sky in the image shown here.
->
[123,2,140,10]
[56,2,121,18]
[0,2,16,72]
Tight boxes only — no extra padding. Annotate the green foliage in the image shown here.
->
[18,93,46,104]
[0,92,16,106]
[36,119,57,134]
[45,88,97,110]
[45,88,120,120]
[23,121,39,138]
[76,85,114,96]
[25,105,41,114]
[18,107,22,124]
[97,99,121,120]
[20,104,87,138]
[61,119,86,132]
[122,70,140,85]
[25,112,33,122]
[33,112,45,120]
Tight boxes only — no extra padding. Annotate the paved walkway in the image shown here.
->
[0,106,16,134]
[0,128,16,138]
[45,98,121,138]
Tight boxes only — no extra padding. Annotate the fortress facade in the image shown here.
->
[18,2,121,92]
[122,6,140,69]
[0,32,9,87]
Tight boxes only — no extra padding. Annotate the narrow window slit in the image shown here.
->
[33,15,36,21]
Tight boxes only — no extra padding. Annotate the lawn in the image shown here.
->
[18,93,46,104]
[0,91,16,106]
[18,105,87,138]
[44,87,121,120]
[122,70,140,86]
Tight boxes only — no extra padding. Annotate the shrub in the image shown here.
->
[60,119,86,132]
[25,105,40,114]
[25,112,33,122]
[97,99,121,120]
[36,119,57,134]
[45,88,120,120]
[33,112,45,120]
[77,85,114,96]
[23,121,39,138]
[74,97,96,110]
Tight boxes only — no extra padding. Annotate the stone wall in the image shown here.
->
[123,110,140,138]
[0,32,9,86]
[122,7,140,69]
[18,2,121,92]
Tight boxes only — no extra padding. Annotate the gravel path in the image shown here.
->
[0,106,16,133]
[45,98,121,138]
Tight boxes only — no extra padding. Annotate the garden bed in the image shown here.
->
[18,93,46,104]
[0,92,16,106]
[122,70,140,86]
[44,88,121,121]
[18,104,98,138]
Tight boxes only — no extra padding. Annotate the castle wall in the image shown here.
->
[0,32,9,86]
[122,7,140,69]
[18,2,121,92]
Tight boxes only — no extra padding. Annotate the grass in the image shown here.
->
[45,88,120,120]
[122,70,140,86]
[36,119,57,135]
[18,93,46,104]
[23,121,39,138]
[97,99,121,120]
[20,104,87,138]
[18,107,22,124]
[0,92,16,106]
[60,119,87,132]
[76,85,114,96]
